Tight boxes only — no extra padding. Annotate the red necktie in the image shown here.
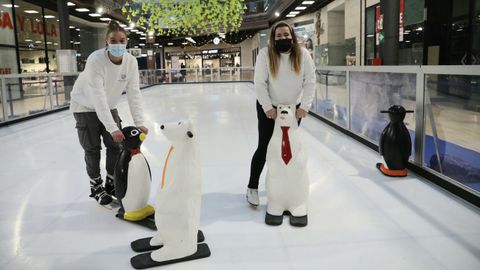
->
[281,126,292,165]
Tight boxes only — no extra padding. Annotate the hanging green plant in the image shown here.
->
[122,0,245,36]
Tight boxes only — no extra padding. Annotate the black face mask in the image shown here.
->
[275,39,293,53]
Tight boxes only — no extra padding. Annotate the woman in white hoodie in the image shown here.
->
[70,21,148,206]
[246,21,316,206]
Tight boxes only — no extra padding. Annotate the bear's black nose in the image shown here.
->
[160,125,164,129]
[281,110,288,114]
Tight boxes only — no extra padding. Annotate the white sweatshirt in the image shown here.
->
[254,47,316,112]
[70,48,145,134]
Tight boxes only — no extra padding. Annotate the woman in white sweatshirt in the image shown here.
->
[246,21,316,206]
[70,21,148,206]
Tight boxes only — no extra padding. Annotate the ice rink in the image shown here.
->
[0,82,479,270]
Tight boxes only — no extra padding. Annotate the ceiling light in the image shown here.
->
[302,1,315,4]
[148,31,154,36]
[44,15,55,19]
[140,37,146,40]
[139,43,145,46]
[130,22,135,28]
[100,17,111,21]
[119,23,127,27]
[295,6,307,10]
[182,42,188,45]
[130,29,138,32]
[2,4,19,8]
[167,42,173,45]
[289,11,300,15]
[97,7,103,14]
[153,43,159,46]
[89,13,101,17]
[260,33,266,36]
[35,41,42,44]
[69,26,75,29]
[24,10,39,14]
[75,8,90,12]
[185,37,196,44]
[67,2,76,6]
[286,14,296,17]
[275,12,280,17]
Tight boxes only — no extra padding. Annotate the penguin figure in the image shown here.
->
[114,126,155,229]
[376,105,414,177]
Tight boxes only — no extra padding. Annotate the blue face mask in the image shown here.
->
[108,44,127,57]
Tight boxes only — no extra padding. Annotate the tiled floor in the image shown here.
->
[0,83,479,270]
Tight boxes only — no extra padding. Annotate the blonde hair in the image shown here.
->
[268,21,302,78]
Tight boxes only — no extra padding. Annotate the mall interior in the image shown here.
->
[0,0,479,269]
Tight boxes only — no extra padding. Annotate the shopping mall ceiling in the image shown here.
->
[26,0,333,48]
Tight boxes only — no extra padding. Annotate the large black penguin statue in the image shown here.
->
[376,105,414,177]
[114,126,156,229]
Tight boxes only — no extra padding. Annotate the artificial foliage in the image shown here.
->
[121,0,246,36]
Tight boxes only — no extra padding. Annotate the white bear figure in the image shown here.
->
[150,120,202,261]
[265,104,309,226]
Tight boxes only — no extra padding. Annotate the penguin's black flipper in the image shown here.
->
[130,243,211,269]
[114,151,131,203]
[131,230,205,252]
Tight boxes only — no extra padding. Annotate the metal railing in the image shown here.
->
[313,65,480,199]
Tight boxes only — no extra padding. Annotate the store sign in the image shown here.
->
[0,9,16,45]
[0,10,58,45]
[375,6,383,45]
[399,0,404,42]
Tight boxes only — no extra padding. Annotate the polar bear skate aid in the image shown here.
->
[114,126,156,230]
[130,120,210,268]
[265,105,309,227]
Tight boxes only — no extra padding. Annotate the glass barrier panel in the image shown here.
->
[185,68,195,82]
[51,75,76,108]
[3,76,53,119]
[315,70,348,127]
[239,68,254,81]
[349,71,417,151]
[424,74,480,192]
[0,80,4,122]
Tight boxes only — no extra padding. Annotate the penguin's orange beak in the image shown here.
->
[139,133,146,141]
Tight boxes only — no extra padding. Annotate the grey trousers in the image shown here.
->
[74,110,122,180]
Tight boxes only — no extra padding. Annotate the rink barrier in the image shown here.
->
[0,67,254,126]
[312,65,480,207]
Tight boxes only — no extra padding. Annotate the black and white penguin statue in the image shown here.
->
[376,105,414,177]
[114,126,156,229]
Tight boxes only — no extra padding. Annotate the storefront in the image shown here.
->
[165,47,241,70]
[0,0,111,74]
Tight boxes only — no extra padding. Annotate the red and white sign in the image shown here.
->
[0,10,59,46]
[375,5,382,45]
[399,0,404,41]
